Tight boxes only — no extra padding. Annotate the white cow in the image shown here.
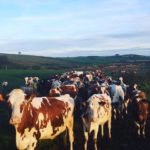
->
[82,94,112,150]
[1,81,8,86]
[109,84,125,119]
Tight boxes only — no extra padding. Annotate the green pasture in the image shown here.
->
[0,69,64,93]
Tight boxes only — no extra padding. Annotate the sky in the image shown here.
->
[0,0,150,57]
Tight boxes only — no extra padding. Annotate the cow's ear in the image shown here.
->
[57,87,62,92]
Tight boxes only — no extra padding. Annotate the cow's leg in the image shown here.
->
[27,135,38,150]
[16,132,30,150]
[108,115,112,139]
[67,117,74,150]
[135,121,140,136]
[16,135,37,150]
[101,124,104,138]
[63,130,68,147]
[137,124,140,136]
[141,122,146,138]
[83,128,89,150]
[113,108,117,119]
[120,102,124,119]
[93,126,99,150]
[82,116,89,150]
[27,141,37,150]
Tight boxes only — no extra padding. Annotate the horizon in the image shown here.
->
[0,0,150,56]
[0,51,149,58]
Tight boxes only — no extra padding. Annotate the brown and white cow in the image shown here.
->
[49,84,78,99]
[127,91,149,137]
[49,87,62,97]
[8,89,74,150]
[82,94,112,150]
[24,77,39,87]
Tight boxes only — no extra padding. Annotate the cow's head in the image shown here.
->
[8,89,26,126]
[86,94,110,122]
[135,91,147,101]
[49,87,62,97]
[87,99,100,122]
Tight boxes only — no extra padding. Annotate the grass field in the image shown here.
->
[0,69,64,93]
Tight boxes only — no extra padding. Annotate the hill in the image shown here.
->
[0,53,150,70]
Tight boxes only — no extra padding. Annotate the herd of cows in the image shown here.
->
[0,69,149,150]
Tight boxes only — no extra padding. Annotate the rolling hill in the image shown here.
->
[0,53,150,70]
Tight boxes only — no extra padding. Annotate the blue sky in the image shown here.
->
[0,0,150,57]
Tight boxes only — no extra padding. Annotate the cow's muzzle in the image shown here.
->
[9,117,21,125]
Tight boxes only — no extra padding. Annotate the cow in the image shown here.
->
[1,81,8,87]
[8,89,74,150]
[49,84,78,99]
[118,77,128,94]
[20,86,35,95]
[0,81,8,96]
[109,83,125,119]
[24,77,33,86]
[24,77,39,87]
[87,73,93,82]
[127,91,149,137]
[81,94,112,150]
[123,83,141,116]
[37,78,52,96]
[49,87,62,97]
[51,79,61,88]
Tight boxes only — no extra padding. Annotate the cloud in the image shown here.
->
[23,48,150,57]
[0,37,149,57]
[0,0,150,56]
[105,31,150,39]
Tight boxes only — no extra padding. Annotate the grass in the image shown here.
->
[0,69,64,92]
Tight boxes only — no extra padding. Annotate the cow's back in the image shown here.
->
[17,95,74,140]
